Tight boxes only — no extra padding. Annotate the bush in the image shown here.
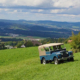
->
[17,43,22,48]
[24,41,33,47]
[70,32,80,53]
[0,43,6,50]
[72,49,80,53]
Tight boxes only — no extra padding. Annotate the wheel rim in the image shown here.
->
[43,59,46,64]
[54,59,58,65]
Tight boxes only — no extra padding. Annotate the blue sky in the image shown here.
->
[0,0,80,22]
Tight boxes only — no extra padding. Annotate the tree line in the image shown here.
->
[0,40,40,50]
[41,38,67,44]
[0,32,80,52]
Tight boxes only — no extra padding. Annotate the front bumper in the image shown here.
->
[58,55,74,60]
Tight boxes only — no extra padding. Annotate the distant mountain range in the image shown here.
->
[0,19,80,38]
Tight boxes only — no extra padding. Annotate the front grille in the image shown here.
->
[61,51,69,57]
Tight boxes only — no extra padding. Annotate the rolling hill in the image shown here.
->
[0,45,80,80]
[0,19,80,38]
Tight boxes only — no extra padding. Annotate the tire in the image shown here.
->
[42,58,46,64]
[40,60,42,64]
[60,60,64,63]
[54,58,59,65]
[67,58,70,61]
[70,57,74,61]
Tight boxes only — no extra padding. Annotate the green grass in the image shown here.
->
[0,47,38,66]
[0,45,80,80]
[64,43,71,50]
[0,36,44,40]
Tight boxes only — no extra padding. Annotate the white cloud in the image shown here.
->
[0,0,6,4]
[0,8,9,12]
[38,9,43,12]
[4,9,9,11]
[7,9,18,14]
[58,14,76,17]
[30,9,43,13]
[51,9,65,13]
[0,0,79,8]
[0,9,2,12]
[0,0,46,6]
[0,0,80,22]
[13,10,17,13]
[53,0,80,8]
[0,0,80,9]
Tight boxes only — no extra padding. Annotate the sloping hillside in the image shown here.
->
[0,45,80,80]
[0,19,79,38]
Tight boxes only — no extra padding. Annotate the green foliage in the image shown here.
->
[64,44,71,51]
[17,43,22,48]
[41,38,67,44]
[70,32,80,50]
[4,41,24,46]
[35,44,39,46]
[0,46,80,80]
[24,41,33,47]
[0,43,6,50]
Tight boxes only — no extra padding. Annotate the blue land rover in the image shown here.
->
[38,43,74,65]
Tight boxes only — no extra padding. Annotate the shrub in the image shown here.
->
[70,32,80,52]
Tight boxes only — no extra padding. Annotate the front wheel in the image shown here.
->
[54,58,59,65]
[70,57,74,61]
[42,58,46,64]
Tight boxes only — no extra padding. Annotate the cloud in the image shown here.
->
[51,9,65,13]
[53,0,80,8]
[0,0,80,22]
[0,0,79,8]
[0,0,79,15]
[0,0,47,6]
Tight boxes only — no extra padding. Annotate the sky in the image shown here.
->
[0,0,80,22]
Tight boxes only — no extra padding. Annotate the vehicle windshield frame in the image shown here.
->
[49,44,65,52]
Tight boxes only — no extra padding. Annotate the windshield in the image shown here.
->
[44,45,65,52]
[50,45,65,52]
[57,45,64,50]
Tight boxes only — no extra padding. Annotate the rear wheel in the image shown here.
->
[54,58,59,65]
[42,58,46,64]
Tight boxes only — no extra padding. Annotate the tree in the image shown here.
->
[17,43,22,48]
[0,43,6,50]
[24,41,33,47]
[69,32,80,52]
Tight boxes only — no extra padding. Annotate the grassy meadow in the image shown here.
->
[0,44,80,80]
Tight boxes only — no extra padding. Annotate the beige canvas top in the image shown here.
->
[38,43,64,48]
[38,43,64,56]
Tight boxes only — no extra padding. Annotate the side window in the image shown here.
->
[57,45,62,50]
[49,46,53,51]
[61,45,64,49]
[44,47,49,51]
[53,46,57,51]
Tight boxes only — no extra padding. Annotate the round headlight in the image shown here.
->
[66,52,68,54]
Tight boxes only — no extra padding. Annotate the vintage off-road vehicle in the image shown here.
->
[38,43,74,65]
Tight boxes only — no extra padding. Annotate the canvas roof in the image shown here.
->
[38,43,64,48]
